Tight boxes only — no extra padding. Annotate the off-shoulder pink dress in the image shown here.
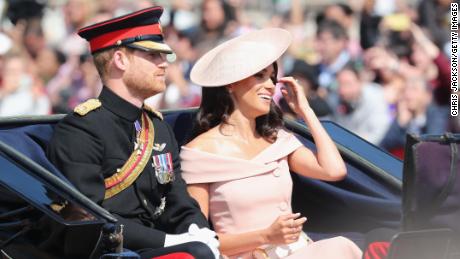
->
[181,129,362,259]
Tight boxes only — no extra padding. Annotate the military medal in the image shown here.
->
[152,152,174,184]
[134,120,142,155]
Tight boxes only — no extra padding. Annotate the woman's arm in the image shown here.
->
[187,183,210,219]
[187,184,306,256]
[288,108,347,181]
[278,77,347,181]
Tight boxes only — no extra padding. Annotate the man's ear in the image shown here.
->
[112,49,130,71]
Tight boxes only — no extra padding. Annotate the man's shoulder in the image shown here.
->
[48,106,107,155]
[63,99,107,124]
[73,99,102,116]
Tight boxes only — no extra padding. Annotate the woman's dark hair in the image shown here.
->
[190,63,284,143]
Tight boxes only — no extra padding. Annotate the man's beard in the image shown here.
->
[123,72,160,99]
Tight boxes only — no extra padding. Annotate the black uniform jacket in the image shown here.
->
[47,87,208,250]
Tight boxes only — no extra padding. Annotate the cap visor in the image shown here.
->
[129,41,173,54]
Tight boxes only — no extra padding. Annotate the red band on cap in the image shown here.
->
[89,23,162,52]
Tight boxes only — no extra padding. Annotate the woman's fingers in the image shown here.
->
[281,215,306,232]
[279,214,301,227]
[294,216,307,226]
[281,215,306,225]
[278,77,309,109]
[285,233,301,241]
[278,76,297,84]
[280,213,301,221]
[272,213,307,244]
[280,87,289,96]
[288,217,306,233]
[286,225,303,234]
[278,77,302,93]
[280,77,300,89]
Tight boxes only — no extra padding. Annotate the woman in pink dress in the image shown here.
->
[180,28,363,259]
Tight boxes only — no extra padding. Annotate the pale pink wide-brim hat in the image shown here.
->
[190,28,292,87]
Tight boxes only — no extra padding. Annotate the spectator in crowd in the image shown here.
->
[60,0,96,56]
[0,54,50,116]
[22,18,47,59]
[409,23,451,106]
[0,32,13,80]
[331,64,391,144]
[321,3,361,58]
[166,0,198,31]
[417,0,452,50]
[364,22,451,110]
[380,77,448,157]
[185,0,238,57]
[363,46,407,115]
[315,20,351,91]
[0,0,454,143]
[359,0,383,50]
[36,47,67,84]
[146,29,202,109]
[46,52,102,113]
[323,3,354,31]
[98,0,122,17]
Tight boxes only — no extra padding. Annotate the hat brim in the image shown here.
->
[128,41,173,54]
[190,28,292,87]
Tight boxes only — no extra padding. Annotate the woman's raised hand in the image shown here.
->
[263,213,307,245]
[278,77,310,115]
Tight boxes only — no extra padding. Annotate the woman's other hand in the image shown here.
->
[263,213,307,245]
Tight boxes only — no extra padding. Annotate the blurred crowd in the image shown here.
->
[0,0,456,158]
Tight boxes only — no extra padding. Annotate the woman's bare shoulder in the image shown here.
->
[185,127,223,152]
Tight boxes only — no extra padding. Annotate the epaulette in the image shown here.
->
[74,99,102,116]
[143,104,163,120]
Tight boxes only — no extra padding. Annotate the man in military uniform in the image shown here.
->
[47,6,219,259]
